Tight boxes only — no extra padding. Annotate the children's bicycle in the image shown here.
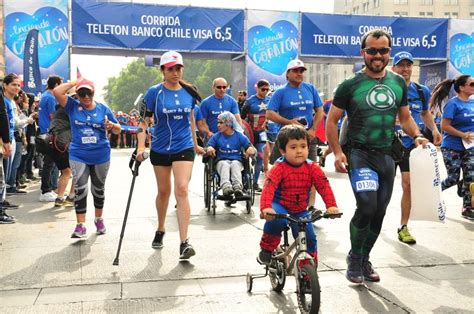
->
[246,210,342,314]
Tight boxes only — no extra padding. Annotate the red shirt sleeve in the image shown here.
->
[311,163,338,208]
[260,163,284,212]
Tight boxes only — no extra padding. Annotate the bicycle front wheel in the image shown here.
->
[295,263,320,314]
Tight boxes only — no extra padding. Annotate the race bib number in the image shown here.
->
[351,168,379,192]
[30,136,35,144]
[259,132,267,142]
[81,136,97,144]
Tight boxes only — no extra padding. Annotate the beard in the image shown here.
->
[364,57,388,73]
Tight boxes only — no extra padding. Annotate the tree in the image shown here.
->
[103,58,161,112]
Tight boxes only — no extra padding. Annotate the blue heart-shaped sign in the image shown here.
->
[450,32,474,75]
[5,7,68,69]
[248,20,298,76]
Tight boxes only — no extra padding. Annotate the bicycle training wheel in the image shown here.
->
[269,259,286,292]
[295,263,320,314]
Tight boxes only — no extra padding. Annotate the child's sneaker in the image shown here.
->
[71,224,87,238]
[94,218,106,234]
[179,239,196,259]
[257,249,272,265]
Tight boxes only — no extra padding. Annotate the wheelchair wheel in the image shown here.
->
[204,164,210,210]
[269,259,286,292]
[295,263,320,314]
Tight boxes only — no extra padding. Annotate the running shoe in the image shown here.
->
[346,251,364,284]
[39,191,56,202]
[398,225,416,244]
[179,239,196,259]
[362,256,380,282]
[462,208,474,220]
[152,231,165,249]
[257,249,272,265]
[94,218,106,234]
[0,213,15,224]
[2,200,19,209]
[71,224,87,238]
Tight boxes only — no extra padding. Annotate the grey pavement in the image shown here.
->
[0,148,473,313]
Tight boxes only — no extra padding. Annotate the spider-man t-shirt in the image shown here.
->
[260,158,337,213]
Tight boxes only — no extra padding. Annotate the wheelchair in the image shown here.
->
[203,153,256,215]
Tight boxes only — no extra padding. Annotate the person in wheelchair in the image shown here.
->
[258,125,341,266]
[206,111,255,197]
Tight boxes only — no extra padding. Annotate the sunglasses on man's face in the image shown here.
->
[260,88,270,92]
[363,47,391,55]
[215,86,227,90]
[77,89,94,98]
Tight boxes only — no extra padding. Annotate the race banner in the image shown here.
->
[71,0,244,53]
[419,61,446,91]
[448,19,474,78]
[246,10,299,96]
[4,0,69,92]
[22,29,42,95]
[301,13,448,59]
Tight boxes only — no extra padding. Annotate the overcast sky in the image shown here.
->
[71,0,335,102]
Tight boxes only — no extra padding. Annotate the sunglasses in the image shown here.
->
[260,88,270,92]
[215,86,227,90]
[363,47,391,55]
[290,68,306,73]
[77,89,94,98]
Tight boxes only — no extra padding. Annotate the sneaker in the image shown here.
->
[257,249,272,265]
[6,188,27,195]
[179,239,196,259]
[27,174,39,181]
[398,225,416,244]
[253,184,262,193]
[152,231,165,249]
[362,256,380,282]
[234,188,244,197]
[0,213,16,224]
[462,208,474,220]
[470,183,474,208]
[39,191,56,202]
[71,224,87,238]
[2,200,19,209]
[94,218,106,234]
[222,186,234,196]
[346,251,364,284]
[54,198,64,207]
[63,196,74,207]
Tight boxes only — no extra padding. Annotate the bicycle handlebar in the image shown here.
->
[268,210,342,224]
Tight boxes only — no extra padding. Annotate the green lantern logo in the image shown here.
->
[366,85,396,111]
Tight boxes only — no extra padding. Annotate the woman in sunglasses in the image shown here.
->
[430,75,474,220]
[53,78,121,238]
[241,79,271,192]
[136,51,205,260]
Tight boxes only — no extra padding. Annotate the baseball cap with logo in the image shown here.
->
[76,78,95,91]
[160,51,184,68]
[393,51,414,65]
[286,59,307,72]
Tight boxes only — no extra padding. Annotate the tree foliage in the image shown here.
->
[103,57,232,112]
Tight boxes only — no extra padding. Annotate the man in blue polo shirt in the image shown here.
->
[391,51,441,244]
[200,77,242,137]
[266,59,324,209]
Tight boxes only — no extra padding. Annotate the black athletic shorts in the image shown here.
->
[150,148,195,166]
[51,151,70,171]
[396,145,415,172]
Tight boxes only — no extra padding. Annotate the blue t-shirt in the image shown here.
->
[323,100,346,129]
[268,82,323,129]
[396,82,431,148]
[194,105,204,122]
[144,84,196,154]
[117,116,127,125]
[208,131,250,162]
[38,90,57,134]
[4,97,15,140]
[441,96,474,151]
[200,94,239,133]
[65,97,118,164]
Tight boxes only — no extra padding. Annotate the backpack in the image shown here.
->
[48,108,71,154]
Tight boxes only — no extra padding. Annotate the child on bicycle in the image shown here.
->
[258,124,340,265]
[206,111,255,197]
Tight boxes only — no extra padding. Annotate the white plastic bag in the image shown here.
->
[409,143,446,222]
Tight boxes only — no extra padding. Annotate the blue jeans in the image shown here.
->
[253,142,265,185]
[6,140,23,188]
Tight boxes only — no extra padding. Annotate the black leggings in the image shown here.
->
[70,160,110,214]
[348,148,396,256]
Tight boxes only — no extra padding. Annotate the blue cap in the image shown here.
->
[393,51,414,65]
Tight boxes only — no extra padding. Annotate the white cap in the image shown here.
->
[160,51,184,68]
[286,59,307,72]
